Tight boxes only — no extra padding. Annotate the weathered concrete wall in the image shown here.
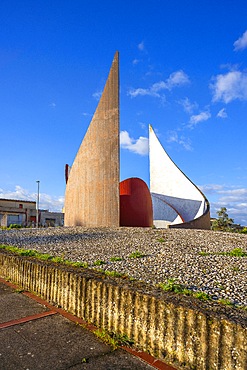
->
[0,251,246,370]
[64,52,120,227]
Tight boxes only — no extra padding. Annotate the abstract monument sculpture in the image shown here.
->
[64,52,120,227]
[64,52,210,229]
[149,125,210,229]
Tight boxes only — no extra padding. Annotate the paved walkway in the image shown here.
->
[0,279,175,370]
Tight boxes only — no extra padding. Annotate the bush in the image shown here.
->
[9,224,22,229]
[212,207,234,231]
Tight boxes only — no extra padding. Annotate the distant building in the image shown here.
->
[0,198,64,227]
[0,198,36,227]
[39,210,64,227]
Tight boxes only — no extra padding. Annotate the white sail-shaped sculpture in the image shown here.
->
[149,125,210,229]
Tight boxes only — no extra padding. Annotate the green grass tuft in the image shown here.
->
[219,247,247,257]
[159,279,189,294]
[157,237,166,243]
[199,247,247,258]
[93,328,134,349]
[198,251,210,256]
[93,260,105,266]
[128,251,145,258]
[218,298,234,306]
[110,256,122,262]
[38,253,53,261]
[0,244,89,268]
[70,261,88,268]
[159,279,211,301]
[14,288,24,293]
[51,256,65,263]
[105,270,124,277]
[193,291,211,301]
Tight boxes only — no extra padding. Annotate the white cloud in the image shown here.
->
[132,58,140,65]
[151,81,167,92]
[0,185,33,201]
[179,97,198,114]
[219,188,247,195]
[120,130,149,155]
[40,193,64,212]
[217,188,247,203]
[234,30,247,51]
[120,131,132,146]
[138,41,145,51]
[128,87,160,98]
[128,70,190,98]
[165,70,190,90]
[199,185,247,199]
[0,185,64,212]
[217,108,228,119]
[92,91,102,100]
[167,131,192,151]
[198,184,247,225]
[189,111,211,127]
[139,122,147,130]
[199,184,225,194]
[211,70,247,103]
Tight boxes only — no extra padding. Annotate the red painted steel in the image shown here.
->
[120,177,153,227]
[65,164,70,184]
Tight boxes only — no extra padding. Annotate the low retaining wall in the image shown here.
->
[0,250,246,370]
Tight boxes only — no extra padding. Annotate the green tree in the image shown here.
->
[212,207,234,231]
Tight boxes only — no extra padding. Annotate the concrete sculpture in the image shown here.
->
[64,52,120,227]
[149,125,210,229]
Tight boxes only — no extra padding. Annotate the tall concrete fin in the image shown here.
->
[149,125,210,229]
[64,52,119,227]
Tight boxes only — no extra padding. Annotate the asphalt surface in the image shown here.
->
[0,280,175,370]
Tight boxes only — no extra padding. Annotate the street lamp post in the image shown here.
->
[36,180,40,228]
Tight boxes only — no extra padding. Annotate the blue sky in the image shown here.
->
[0,0,247,225]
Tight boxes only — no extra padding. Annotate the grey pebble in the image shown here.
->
[0,227,246,307]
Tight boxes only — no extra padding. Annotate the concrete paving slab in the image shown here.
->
[0,281,158,370]
[0,282,48,324]
[0,315,154,369]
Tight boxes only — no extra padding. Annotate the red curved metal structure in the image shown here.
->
[120,178,153,227]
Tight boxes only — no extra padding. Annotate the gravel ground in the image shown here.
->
[0,227,246,307]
